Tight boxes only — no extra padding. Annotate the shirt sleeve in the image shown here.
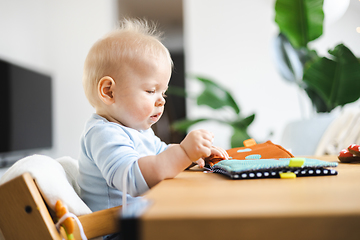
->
[84,124,149,197]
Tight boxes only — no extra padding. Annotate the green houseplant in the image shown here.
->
[273,0,360,113]
[169,76,255,148]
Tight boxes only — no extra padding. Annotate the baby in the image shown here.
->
[78,19,228,213]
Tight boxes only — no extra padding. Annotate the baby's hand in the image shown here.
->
[196,146,229,168]
[180,129,213,162]
[209,146,229,160]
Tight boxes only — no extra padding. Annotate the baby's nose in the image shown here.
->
[155,96,166,106]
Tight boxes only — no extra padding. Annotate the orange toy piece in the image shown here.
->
[205,139,294,166]
[243,138,257,148]
[227,140,293,160]
[55,200,75,240]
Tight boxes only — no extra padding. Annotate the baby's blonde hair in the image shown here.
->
[83,18,173,107]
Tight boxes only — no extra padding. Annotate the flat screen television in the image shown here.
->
[0,59,52,165]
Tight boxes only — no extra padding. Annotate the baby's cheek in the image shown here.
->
[132,103,153,119]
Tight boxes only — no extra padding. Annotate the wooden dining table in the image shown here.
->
[121,155,360,240]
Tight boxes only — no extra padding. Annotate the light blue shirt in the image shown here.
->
[77,114,168,212]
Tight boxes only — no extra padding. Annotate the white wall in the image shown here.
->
[0,0,119,159]
[183,0,360,150]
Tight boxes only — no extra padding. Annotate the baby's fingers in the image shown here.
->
[195,158,205,168]
[218,147,229,159]
[209,146,224,159]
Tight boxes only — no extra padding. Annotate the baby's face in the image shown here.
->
[109,54,171,131]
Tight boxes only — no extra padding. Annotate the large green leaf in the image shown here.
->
[304,87,329,112]
[195,76,240,114]
[275,0,324,48]
[303,44,360,111]
[231,128,251,148]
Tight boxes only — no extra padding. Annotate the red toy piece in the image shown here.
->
[338,146,360,163]
[348,144,360,157]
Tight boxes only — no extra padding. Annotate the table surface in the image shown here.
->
[135,156,360,240]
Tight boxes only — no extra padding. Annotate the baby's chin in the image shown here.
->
[131,122,157,132]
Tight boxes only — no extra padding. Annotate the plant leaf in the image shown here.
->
[171,118,208,132]
[273,34,318,84]
[230,128,251,148]
[195,76,240,114]
[230,114,255,129]
[304,87,329,112]
[303,44,360,111]
[275,0,324,48]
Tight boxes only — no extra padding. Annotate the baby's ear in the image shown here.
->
[98,76,115,105]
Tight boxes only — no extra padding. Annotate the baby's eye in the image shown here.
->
[146,90,155,94]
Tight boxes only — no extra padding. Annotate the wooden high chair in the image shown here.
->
[0,172,121,240]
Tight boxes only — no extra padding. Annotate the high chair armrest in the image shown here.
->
[75,206,121,239]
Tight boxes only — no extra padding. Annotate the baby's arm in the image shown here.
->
[138,129,224,187]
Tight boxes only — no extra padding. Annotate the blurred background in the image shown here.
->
[0,0,359,163]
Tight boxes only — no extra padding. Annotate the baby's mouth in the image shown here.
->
[150,113,161,121]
